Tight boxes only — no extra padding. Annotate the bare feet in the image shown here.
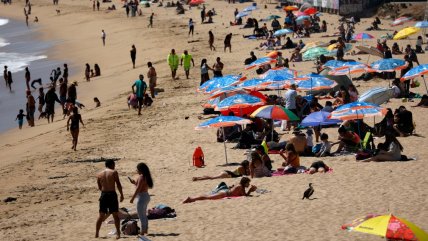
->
[116,234,120,239]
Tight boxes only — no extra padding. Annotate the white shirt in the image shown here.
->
[101,31,106,38]
[319,141,332,155]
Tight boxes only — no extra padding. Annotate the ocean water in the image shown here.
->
[0,18,65,133]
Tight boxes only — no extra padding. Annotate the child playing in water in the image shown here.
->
[183,177,257,203]
[15,109,26,129]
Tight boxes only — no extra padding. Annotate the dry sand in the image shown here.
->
[0,1,427,241]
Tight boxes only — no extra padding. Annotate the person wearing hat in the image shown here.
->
[132,74,147,116]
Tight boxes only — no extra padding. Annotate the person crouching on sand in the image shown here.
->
[183,177,257,203]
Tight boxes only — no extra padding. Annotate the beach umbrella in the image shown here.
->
[236,11,250,19]
[356,45,384,58]
[327,61,369,76]
[266,51,279,58]
[330,102,386,120]
[283,5,298,11]
[342,214,428,241]
[251,105,299,121]
[199,75,243,93]
[243,5,257,12]
[245,57,276,70]
[401,64,428,93]
[189,0,204,5]
[295,73,337,91]
[415,21,428,28]
[352,33,374,45]
[303,7,317,15]
[265,79,297,90]
[196,116,252,164]
[273,28,294,37]
[209,86,247,99]
[294,11,308,17]
[260,67,297,82]
[300,41,328,53]
[296,15,310,22]
[202,97,221,108]
[391,16,413,26]
[393,27,420,40]
[368,58,408,73]
[300,111,341,127]
[266,15,281,20]
[302,47,330,61]
[215,94,265,111]
[358,87,394,105]
[237,78,272,91]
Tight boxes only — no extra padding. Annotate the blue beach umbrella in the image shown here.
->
[209,86,247,99]
[296,15,310,22]
[295,73,336,91]
[215,94,265,111]
[369,58,408,73]
[400,64,428,93]
[260,67,297,81]
[273,28,294,37]
[245,57,276,70]
[243,5,257,12]
[236,11,250,19]
[415,21,428,28]
[199,75,243,93]
[237,78,272,90]
[196,116,252,163]
[300,111,341,127]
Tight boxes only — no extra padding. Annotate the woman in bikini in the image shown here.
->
[66,107,84,151]
[183,177,257,203]
[192,160,249,181]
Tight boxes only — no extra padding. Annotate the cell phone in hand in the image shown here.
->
[127,176,132,182]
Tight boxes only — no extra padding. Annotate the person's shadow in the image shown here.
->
[147,233,180,237]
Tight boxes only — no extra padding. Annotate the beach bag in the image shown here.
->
[192,146,204,167]
[121,219,139,235]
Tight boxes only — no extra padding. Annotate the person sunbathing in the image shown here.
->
[192,160,250,181]
[308,161,330,174]
[182,177,257,203]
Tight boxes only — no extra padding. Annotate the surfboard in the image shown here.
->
[358,87,394,105]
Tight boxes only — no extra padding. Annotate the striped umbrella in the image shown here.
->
[391,16,413,26]
[196,116,252,164]
[260,67,297,82]
[327,61,369,76]
[245,57,276,70]
[199,75,243,93]
[237,78,272,91]
[251,105,299,121]
[209,86,247,99]
[330,102,387,120]
[295,73,336,91]
[400,64,428,93]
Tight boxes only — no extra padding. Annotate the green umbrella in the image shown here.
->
[266,15,281,20]
[302,47,330,61]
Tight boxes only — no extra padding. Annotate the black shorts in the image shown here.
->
[99,191,119,214]
[137,97,144,106]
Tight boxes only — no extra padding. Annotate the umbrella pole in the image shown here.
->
[423,76,428,94]
[271,119,274,141]
[366,54,371,65]
[222,127,228,164]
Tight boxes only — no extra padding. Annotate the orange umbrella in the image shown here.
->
[266,51,278,59]
[284,6,298,11]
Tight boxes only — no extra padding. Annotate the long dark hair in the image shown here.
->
[385,131,403,151]
[137,162,153,188]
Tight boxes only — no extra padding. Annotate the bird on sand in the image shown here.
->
[302,183,314,200]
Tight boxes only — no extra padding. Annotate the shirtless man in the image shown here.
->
[95,160,124,239]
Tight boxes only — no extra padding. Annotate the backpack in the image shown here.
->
[121,219,139,235]
[193,146,204,167]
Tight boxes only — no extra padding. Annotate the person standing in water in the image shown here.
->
[67,107,84,151]
[129,162,153,237]
[7,70,12,92]
[25,67,31,90]
[130,45,137,69]
[95,159,124,239]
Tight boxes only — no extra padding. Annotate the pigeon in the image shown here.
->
[302,183,314,200]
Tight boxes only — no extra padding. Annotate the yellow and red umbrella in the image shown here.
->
[342,214,428,241]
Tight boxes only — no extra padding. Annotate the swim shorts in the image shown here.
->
[99,191,119,213]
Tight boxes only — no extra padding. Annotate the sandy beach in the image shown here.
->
[0,0,428,241]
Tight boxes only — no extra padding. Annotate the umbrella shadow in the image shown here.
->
[216,162,241,167]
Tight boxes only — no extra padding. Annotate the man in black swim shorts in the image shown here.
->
[95,160,124,239]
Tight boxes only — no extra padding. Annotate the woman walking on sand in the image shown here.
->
[208,31,215,51]
[67,107,84,151]
[130,162,153,237]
